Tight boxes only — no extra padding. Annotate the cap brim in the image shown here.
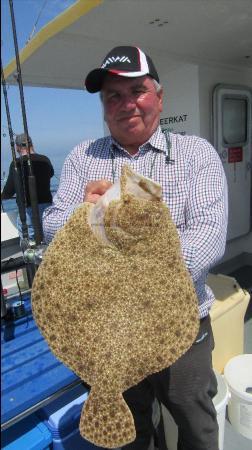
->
[85,68,109,93]
[85,68,152,93]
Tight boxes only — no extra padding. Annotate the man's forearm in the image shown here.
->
[43,203,79,243]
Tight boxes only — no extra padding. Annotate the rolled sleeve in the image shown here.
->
[42,148,85,243]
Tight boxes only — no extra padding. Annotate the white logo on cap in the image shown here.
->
[101,56,131,69]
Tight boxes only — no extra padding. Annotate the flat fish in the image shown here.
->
[32,165,199,448]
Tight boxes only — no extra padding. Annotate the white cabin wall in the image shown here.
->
[157,57,201,136]
[198,65,252,266]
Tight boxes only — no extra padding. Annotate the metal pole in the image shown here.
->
[8,0,43,245]
[1,59,29,240]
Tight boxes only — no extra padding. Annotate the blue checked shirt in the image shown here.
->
[43,127,228,318]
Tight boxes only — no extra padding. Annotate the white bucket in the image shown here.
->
[213,372,229,450]
[224,354,252,440]
[161,370,229,450]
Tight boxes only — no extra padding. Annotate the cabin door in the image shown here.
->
[213,84,252,241]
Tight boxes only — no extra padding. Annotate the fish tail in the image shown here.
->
[79,387,136,448]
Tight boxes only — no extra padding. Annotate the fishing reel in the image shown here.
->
[22,240,47,266]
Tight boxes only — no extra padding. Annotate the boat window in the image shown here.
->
[222,97,247,145]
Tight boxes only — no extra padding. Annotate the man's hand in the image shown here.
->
[84,180,113,204]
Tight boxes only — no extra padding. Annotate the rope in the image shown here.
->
[26,0,48,44]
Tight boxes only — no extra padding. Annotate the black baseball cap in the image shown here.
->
[15,133,33,146]
[85,46,159,93]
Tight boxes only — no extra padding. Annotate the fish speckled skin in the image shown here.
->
[32,165,199,448]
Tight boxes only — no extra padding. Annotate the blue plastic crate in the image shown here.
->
[1,293,78,427]
[1,414,52,450]
[38,384,99,450]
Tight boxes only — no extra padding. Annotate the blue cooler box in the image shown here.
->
[38,384,99,449]
[1,414,52,450]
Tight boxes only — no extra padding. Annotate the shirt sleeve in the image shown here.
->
[42,147,85,243]
[1,163,15,199]
[178,139,228,283]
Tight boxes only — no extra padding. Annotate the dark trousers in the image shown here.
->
[122,315,219,450]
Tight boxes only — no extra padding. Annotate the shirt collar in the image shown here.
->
[110,126,167,155]
[148,126,167,154]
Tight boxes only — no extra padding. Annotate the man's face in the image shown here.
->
[102,75,163,153]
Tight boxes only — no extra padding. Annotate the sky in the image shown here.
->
[1,0,104,178]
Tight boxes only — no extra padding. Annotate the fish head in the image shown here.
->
[103,166,166,248]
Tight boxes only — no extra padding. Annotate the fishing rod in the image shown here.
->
[8,0,43,246]
[1,59,29,241]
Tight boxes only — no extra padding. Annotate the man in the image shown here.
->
[43,46,228,450]
[2,133,54,242]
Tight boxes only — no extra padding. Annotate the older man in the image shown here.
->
[43,46,228,450]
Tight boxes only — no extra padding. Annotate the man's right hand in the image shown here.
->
[84,180,113,204]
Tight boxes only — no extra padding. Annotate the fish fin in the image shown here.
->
[79,387,136,448]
